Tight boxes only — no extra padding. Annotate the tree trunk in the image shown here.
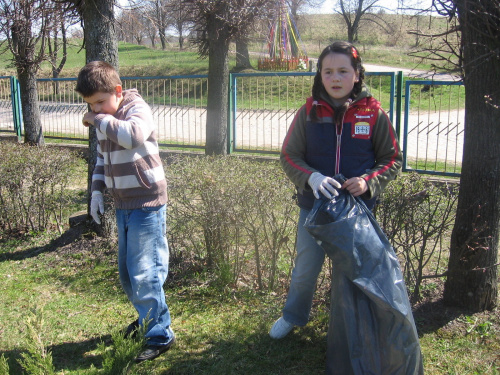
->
[18,66,45,146]
[443,0,500,311]
[236,38,252,70]
[82,0,118,68]
[178,31,184,50]
[205,20,230,156]
[159,29,167,50]
[81,0,119,237]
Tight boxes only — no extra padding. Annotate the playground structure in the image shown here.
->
[258,0,308,71]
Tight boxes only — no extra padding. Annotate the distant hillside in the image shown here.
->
[0,13,451,77]
[251,13,450,69]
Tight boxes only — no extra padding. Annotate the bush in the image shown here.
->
[166,157,459,300]
[0,142,82,234]
[375,173,459,302]
[166,155,299,291]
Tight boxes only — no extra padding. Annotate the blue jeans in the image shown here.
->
[116,205,173,346]
[282,208,326,326]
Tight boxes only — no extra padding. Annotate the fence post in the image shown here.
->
[10,76,22,140]
[402,79,412,173]
[227,73,235,154]
[395,71,404,142]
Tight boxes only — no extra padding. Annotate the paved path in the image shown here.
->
[364,64,461,81]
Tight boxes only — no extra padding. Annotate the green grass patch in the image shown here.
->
[0,231,328,375]
[1,226,498,374]
[0,156,498,375]
[406,158,462,175]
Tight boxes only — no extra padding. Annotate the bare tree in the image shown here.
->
[117,9,148,45]
[439,0,499,312]
[235,37,252,70]
[187,0,270,155]
[334,0,393,43]
[143,11,159,47]
[165,0,192,50]
[47,4,79,81]
[63,0,118,234]
[409,0,499,311]
[146,0,170,49]
[0,0,58,145]
[286,0,326,20]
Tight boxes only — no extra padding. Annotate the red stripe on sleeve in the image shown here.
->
[365,111,400,181]
[282,104,312,175]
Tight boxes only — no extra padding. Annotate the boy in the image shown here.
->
[76,61,175,362]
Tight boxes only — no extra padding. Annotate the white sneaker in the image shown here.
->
[269,317,294,339]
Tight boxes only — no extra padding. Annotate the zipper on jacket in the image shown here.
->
[334,104,352,175]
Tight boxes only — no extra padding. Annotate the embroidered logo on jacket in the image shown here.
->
[351,112,376,139]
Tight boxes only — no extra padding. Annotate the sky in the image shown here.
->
[316,0,434,14]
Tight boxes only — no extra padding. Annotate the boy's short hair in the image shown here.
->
[75,61,122,97]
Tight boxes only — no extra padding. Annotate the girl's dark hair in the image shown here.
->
[310,41,365,123]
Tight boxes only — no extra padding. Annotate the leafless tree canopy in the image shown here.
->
[185,0,272,56]
[286,0,326,18]
[0,0,58,71]
[335,0,395,42]
[408,0,500,81]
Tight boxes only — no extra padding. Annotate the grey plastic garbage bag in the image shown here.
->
[304,175,424,375]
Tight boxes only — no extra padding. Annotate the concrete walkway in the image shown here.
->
[364,64,461,81]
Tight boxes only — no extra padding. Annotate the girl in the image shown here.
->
[270,41,402,339]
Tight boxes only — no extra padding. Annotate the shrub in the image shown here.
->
[0,143,82,234]
[375,173,459,302]
[17,304,56,375]
[166,155,299,291]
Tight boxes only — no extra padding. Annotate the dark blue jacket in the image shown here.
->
[281,90,402,211]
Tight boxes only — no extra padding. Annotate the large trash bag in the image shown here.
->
[304,174,424,375]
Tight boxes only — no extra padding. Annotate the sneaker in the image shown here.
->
[269,317,294,339]
[135,328,175,363]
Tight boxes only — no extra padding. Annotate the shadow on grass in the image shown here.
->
[412,297,472,335]
[2,330,327,375]
[141,329,327,375]
[0,223,91,263]
[0,334,111,374]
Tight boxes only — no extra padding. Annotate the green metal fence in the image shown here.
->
[403,80,464,177]
[0,76,22,139]
[229,71,397,154]
[0,72,464,177]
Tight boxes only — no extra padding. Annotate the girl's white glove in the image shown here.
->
[90,191,104,224]
[308,172,341,200]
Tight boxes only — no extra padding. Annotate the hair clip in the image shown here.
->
[312,100,318,106]
[352,47,358,59]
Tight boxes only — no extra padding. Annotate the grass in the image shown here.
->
[0,229,329,375]
[406,158,462,175]
[0,160,498,374]
[0,223,498,374]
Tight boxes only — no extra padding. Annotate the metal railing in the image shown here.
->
[0,76,21,138]
[0,72,464,177]
[229,71,396,153]
[403,80,464,177]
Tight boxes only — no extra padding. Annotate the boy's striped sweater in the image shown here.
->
[90,89,167,209]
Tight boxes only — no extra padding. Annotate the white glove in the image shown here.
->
[308,172,341,200]
[90,191,104,224]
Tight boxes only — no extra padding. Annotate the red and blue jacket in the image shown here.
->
[280,88,402,210]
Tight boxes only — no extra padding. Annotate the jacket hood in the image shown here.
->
[119,89,142,108]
